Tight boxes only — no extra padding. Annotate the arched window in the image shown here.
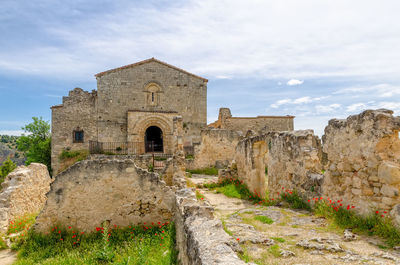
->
[144,82,162,106]
[73,128,84,143]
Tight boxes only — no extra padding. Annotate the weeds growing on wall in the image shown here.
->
[12,221,177,264]
[7,213,37,235]
[58,150,89,172]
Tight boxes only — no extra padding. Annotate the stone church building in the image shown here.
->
[51,58,207,174]
[51,58,294,174]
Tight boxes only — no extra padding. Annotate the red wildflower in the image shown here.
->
[376,211,379,214]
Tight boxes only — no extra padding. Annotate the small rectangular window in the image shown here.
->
[73,130,84,143]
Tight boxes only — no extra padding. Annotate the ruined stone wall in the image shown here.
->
[35,158,175,232]
[174,189,245,265]
[96,60,207,146]
[0,163,52,232]
[209,108,294,133]
[234,130,322,198]
[190,129,242,169]
[322,109,400,214]
[51,88,97,175]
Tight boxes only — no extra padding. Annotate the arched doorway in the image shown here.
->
[145,126,163,153]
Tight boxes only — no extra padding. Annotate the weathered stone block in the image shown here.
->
[378,161,400,185]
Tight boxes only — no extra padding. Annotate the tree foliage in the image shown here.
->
[0,156,17,186]
[17,117,51,174]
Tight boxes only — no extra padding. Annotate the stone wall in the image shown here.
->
[209,107,294,133]
[174,188,245,265]
[0,163,52,232]
[35,158,175,232]
[190,129,242,169]
[234,130,322,198]
[233,109,400,220]
[322,109,400,214]
[51,88,97,175]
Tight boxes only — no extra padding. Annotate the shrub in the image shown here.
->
[280,190,311,211]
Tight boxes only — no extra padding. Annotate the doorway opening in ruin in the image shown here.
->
[145,126,163,153]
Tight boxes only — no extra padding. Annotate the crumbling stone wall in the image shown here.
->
[190,129,242,169]
[322,109,400,214]
[35,158,175,232]
[174,189,245,265]
[51,88,97,175]
[209,107,294,133]
[234,130,322,198]
[0,163,52,233]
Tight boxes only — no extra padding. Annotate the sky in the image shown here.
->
[0,0,400,136]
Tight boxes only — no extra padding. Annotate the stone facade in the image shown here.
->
[209,107,294,133]
[51,58,207,175]
[35,158,175,233]
[0,163,52,233]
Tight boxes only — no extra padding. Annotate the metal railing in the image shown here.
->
[89,141,144,155]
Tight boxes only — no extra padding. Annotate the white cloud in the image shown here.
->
[287,79,304,86]
[0,130,25,136]
[316,104,341,113]
[335,84,400,98]
[270,96,325,108]
[1,0,400,81]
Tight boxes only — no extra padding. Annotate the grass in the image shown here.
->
[0,234,7,250]
[58,150,89,173]
[280,190,311,211]
[195,190,204,200]
[314,200,400,247]
[186,167,218,176]
[268,244,281,258]
[254,216,274,224]
[216,184,242,199]
[221,219,233,236]
[13,222,177,265]
[271,237,285,243]
[7,213,37,235]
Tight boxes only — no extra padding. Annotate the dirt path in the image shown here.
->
[0,249,17,265]
[193,174,400,265]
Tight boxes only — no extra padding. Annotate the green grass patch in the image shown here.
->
[271,237,285,243]
[254,216,274,224]
[187,167,218,176]
[59,150,88,160]
[195,190,204,200]
[13,222,177,265]
[268,244,281,258]
[0,235,7,250]
[216,184,243,199]
[221,219,233,236]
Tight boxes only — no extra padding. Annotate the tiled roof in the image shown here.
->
[95,57,208,82]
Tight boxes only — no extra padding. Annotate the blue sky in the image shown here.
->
[1,0,400,136]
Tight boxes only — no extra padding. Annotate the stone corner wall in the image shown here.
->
[35,158,175,233]
[174,188,245,265]
[322,109,400,215]
[234,130,322,198]
[0,163,52,233]
[189,128,242,169]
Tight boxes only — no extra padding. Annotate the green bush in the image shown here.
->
[280,190,311,211]
[0,157,17,186]
[0,235,7,250]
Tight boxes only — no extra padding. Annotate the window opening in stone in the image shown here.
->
[73,129,84,143]
[151,92,154,102]
[145,126,163,152]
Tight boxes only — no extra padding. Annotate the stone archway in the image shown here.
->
[145,126,163,152]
